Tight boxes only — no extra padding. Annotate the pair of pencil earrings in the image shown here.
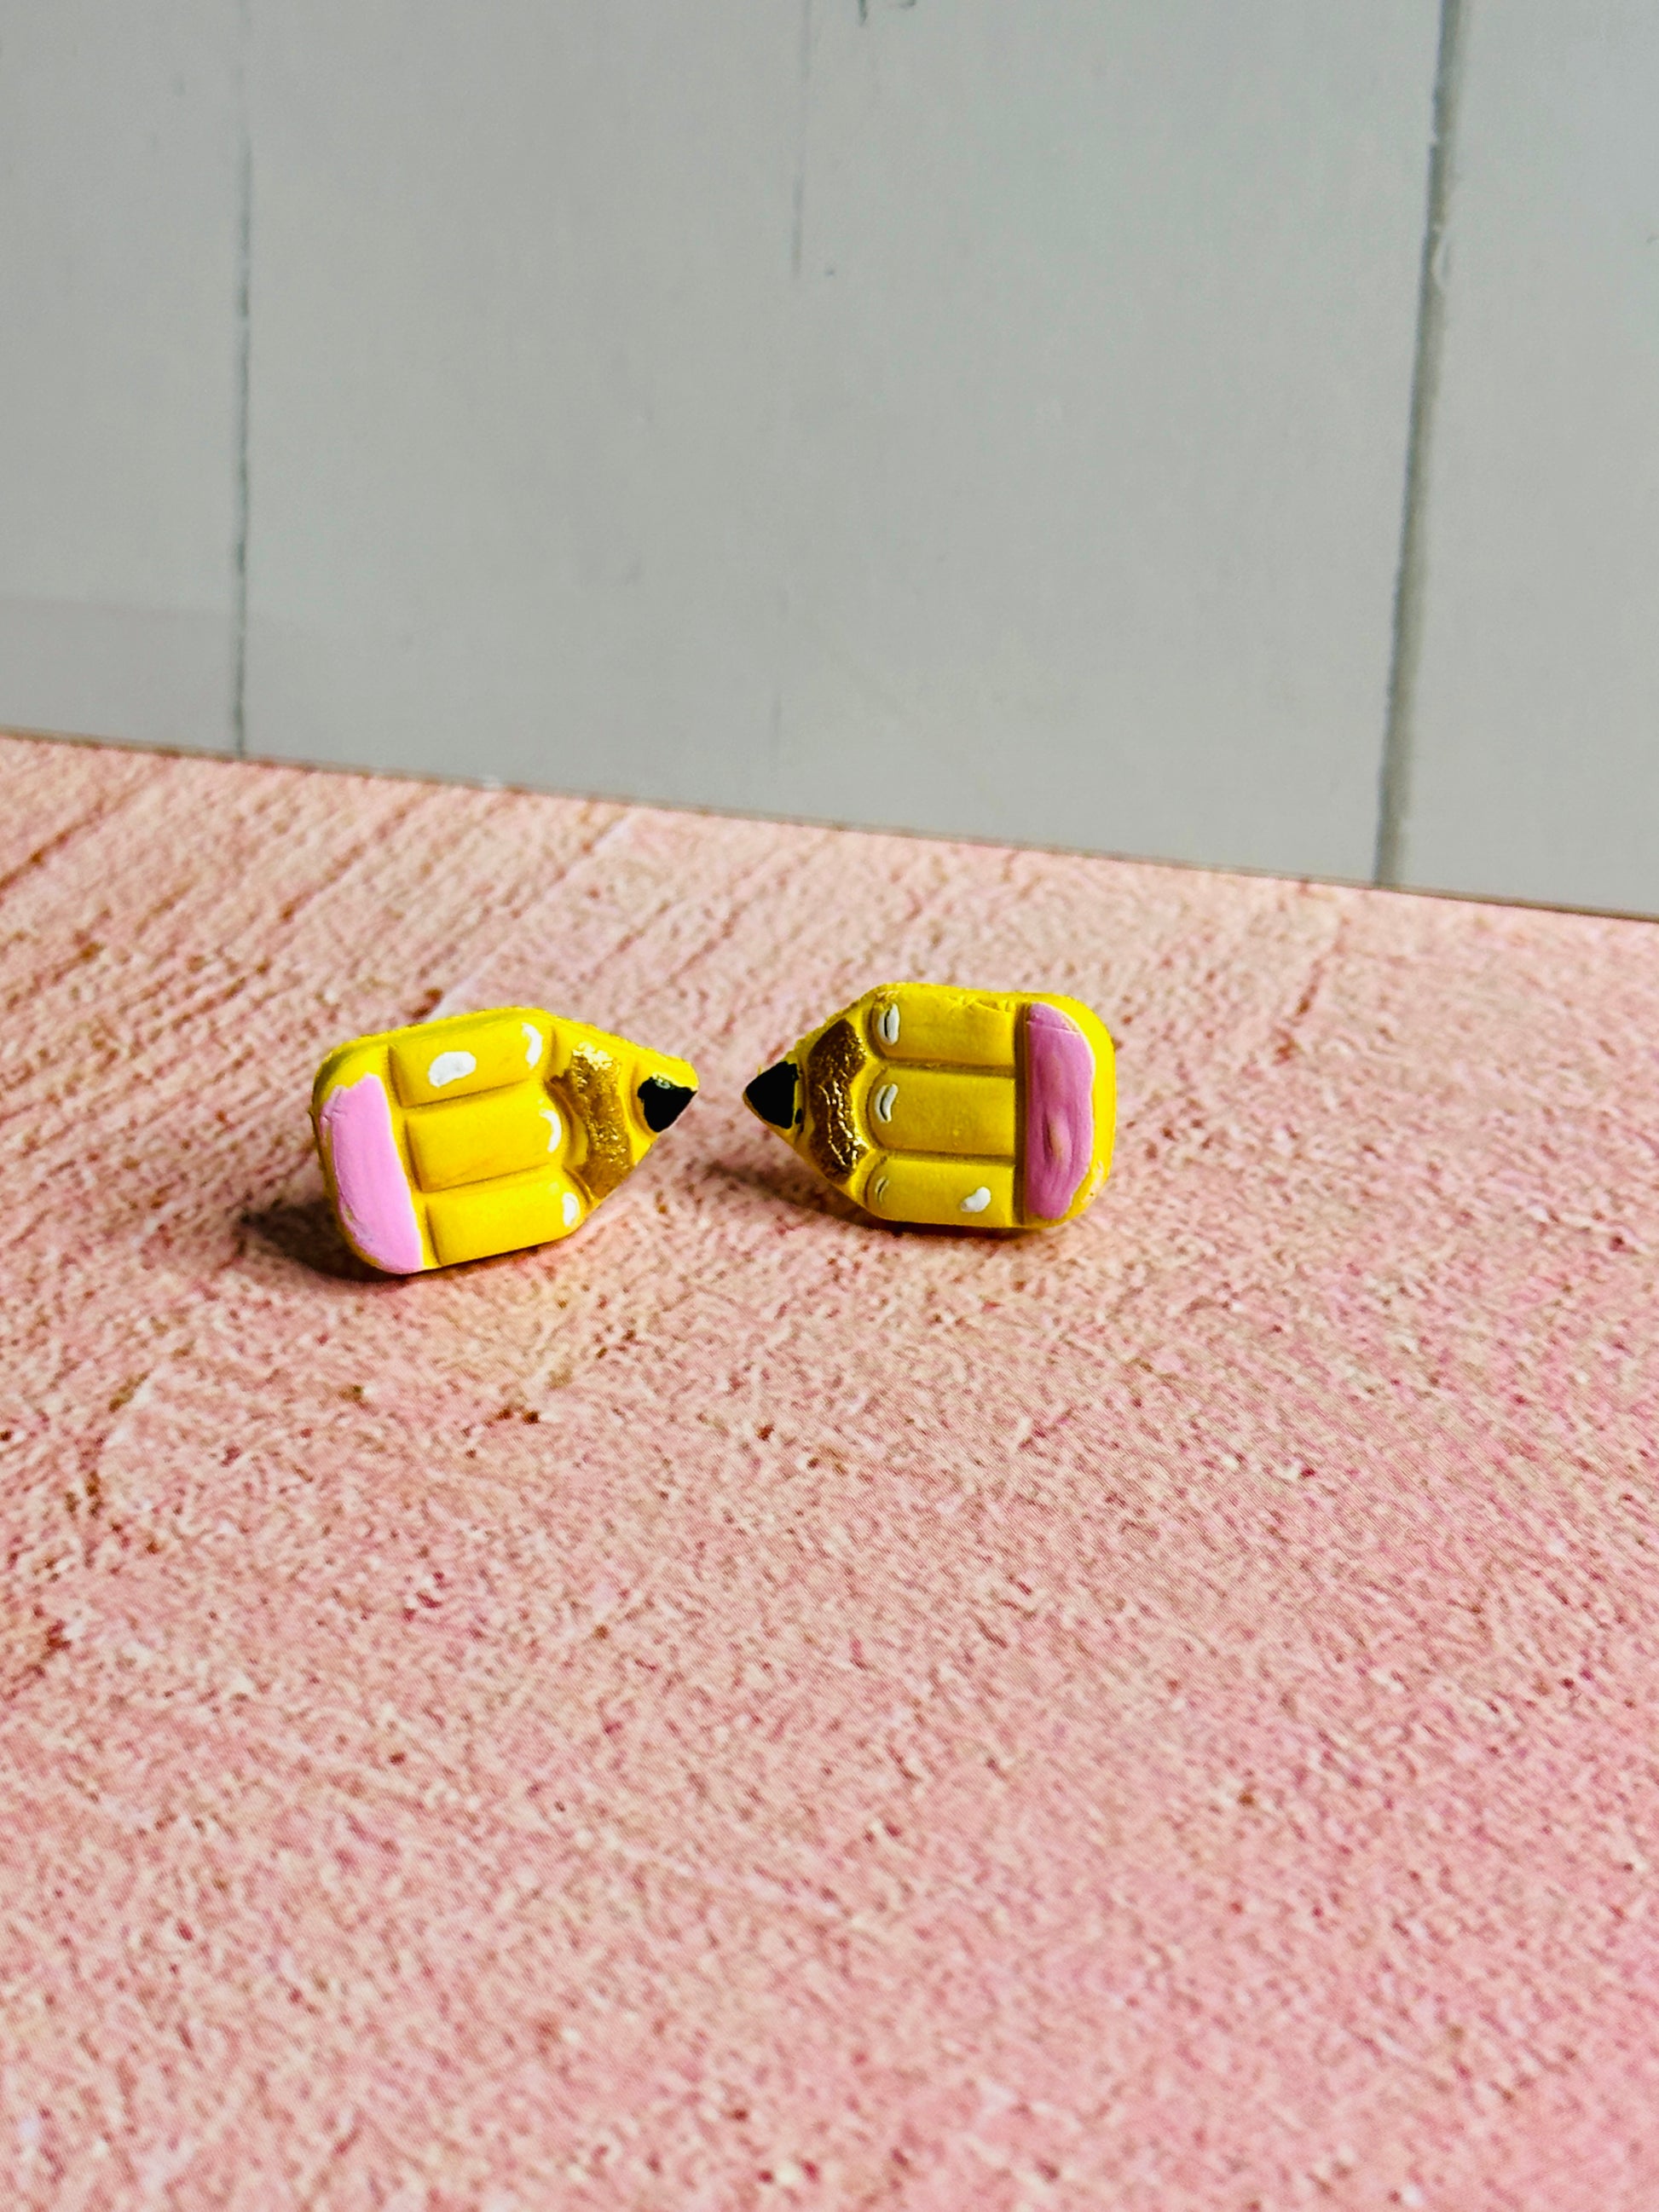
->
[311,982,1116,1275]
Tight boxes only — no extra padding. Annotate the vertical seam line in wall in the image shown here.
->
[789,0,813,281]
[1375,0,1469,888]
[230,0,252,758]
[775,0,815,781]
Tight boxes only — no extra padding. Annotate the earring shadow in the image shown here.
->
[701,1153,848,1216]
[237,1197,386,1283]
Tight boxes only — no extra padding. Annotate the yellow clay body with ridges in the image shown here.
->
[311,1005,697,1273]
[744,982,1114,1232]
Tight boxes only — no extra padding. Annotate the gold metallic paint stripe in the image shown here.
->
[564,1039,633,1202]
[805,1018,870,1185]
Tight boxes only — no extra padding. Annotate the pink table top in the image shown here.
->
[3,733,1657,2209]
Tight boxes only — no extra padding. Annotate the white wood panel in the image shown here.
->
[0,0,241,753]
[773,0,1441,877]
[1401,0,1659,915]
[244,1,801,814]
[246,2,1439,880]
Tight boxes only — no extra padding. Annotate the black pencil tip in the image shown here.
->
[743,1059,800,1130]
[638,1077,696,1133]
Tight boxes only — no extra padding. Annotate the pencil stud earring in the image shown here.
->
[744,983,1114,1231]
[312,1006,697,1273]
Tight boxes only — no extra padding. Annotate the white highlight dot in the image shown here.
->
[522,1021,542,1066]
[428,1049,476,1088]
[541,1106,563,1152]
[873,1082,898,1123]
[561,1191,581,1229]
[961,1187,991,1214]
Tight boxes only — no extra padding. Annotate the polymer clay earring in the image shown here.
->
[312,1006,697,1273]
[743,984,1114,1231]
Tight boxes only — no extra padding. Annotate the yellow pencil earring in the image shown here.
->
[743,983,1114,1231]
[312,1006,697,1273]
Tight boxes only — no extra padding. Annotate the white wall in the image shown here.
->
[0,1,241,753]
[3,1,1654,914]
[1391,0,1659,916]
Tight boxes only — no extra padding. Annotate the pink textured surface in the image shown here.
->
[3,733,1658,2211]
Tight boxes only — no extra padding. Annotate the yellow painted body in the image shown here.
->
[744,983,1114,1231]
[311,1005,697,1273]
